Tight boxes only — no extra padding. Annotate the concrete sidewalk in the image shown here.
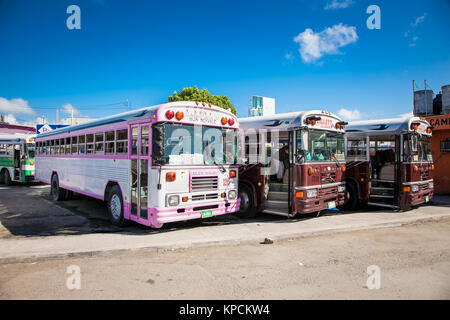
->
[1,203,449,264]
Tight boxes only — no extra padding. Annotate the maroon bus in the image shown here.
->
[237,110,347,218]
[343,116,434,210]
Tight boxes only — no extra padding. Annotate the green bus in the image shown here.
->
[0,135,36,185]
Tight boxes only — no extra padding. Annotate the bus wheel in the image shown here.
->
[341,182,358,211]
[4,170,12,186]
[51,174,66,201]
[237,184,257,219]
[108,185,128,227]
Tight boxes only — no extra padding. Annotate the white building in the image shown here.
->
[249,96,275,117]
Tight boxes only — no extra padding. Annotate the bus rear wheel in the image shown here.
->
[108,185,128,227]
[236,184,257,219]
[3,170,12,186]
[51,174,66,201]
[341,181,358,211]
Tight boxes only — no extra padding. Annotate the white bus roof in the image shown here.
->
[37,101,237,139]
[346,116,432,137]
[0,133,36,143]
[239,110,344,132]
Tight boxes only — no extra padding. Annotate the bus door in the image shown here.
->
[369,138,396,206]
[130,124,150,223]
[287,130,294,216]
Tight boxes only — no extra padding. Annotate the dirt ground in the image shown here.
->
[1,217,449,299]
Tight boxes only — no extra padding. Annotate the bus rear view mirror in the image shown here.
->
[152,125,165,165]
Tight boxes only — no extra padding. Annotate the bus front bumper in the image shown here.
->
[407,189,434,207]
[294,184,346,214]
[150,199,240,225]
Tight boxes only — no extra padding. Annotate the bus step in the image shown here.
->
[370,187,394,191]
[269,183,289,192]
[367,202,400,209]
[267,191,289,201]
[264,200,289,214]
[263,209,290,217]
[370,194,394,199]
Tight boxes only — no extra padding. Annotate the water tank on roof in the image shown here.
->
[433,93,442,115]
[414,90,434,116]
[442,85,450,115]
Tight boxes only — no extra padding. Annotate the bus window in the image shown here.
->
[78,135,86,154]
[95,133,104,154]
[141,126,149,156]
[71,136,78,154]
[105,131,115,154]
[116,129,128,154]
[86,134,94,154]
[131,127,138,155]
[65,137,71,154]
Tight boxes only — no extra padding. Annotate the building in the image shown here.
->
[249,96,275,117]
[425,114,450,194]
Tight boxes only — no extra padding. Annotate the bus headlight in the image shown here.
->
[411,185,419,193]
[168,195,180,206]
[307,189,317,198]
[228,190,237,200]
[338,185,345,193]
[428,182,433,189]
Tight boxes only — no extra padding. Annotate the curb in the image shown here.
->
[1,213,449,265]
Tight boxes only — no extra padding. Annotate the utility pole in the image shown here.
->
[424,80,428,116]
[412,80,415,116]
[126,99,129,112]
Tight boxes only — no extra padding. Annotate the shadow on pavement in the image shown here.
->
[0,183,445,239]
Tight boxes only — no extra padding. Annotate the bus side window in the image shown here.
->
[71,136,78,154]
[86,134,94,154]
[59,138,64,154]
[95,133,104,154]
[78,135,86,154]
[116,129,128,154]
[105,131,115,154]
[65,137,71,154]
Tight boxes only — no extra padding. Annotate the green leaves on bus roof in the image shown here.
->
[168,86,237,116]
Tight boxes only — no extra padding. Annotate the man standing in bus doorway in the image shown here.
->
[276,145,289,183]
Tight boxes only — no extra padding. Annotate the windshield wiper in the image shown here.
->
[213,158,226,173]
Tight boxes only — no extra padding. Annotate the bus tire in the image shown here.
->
[108,185,128,227]
[51,174,66,201]
[342,181,358,211]
[4,170,12,186]
[65,190,74,200]
[237,184,257,219]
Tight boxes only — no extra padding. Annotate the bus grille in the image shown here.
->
[191,176,218,191]
[318,186,338,197]
[420,170,429,181]
[321,172,336,184]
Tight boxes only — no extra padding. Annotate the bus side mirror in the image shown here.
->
[152,125,165,164]
[296,150,305,162]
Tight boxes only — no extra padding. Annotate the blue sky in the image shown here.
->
[0,0,449,124]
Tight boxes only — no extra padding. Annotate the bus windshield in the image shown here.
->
[26,143,35,159]
[408,134,432,162]
[297,130,345,162]
[155,124,237,165]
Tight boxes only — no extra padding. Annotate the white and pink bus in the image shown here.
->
[35,101,240,228]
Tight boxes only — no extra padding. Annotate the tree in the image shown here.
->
[168,86,237,115]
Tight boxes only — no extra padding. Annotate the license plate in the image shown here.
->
[425,196,429,203]
[328,201,336,209]
[201,210,213,218]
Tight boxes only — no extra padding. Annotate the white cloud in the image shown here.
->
[293,23,358,63]
[60,103,81,116]
[285,52,294,60]
[411,13,426,27]
[338,108,362,121]
[3,114,18,124]
[324,0,354,10]
[0,97,36,115]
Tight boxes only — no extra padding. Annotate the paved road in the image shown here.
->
[1,218,449,299]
